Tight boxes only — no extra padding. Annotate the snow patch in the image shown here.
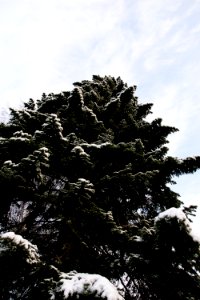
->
[57,271,124,300]
[81,142,111,149]
[0,232,40,264]
[155,207,200,243]
[71,145,90,158]
[155,207,190,226]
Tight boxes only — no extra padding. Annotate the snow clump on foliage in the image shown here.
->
[155,207,200,243]
[54,270,124,300]
[0,231,40,264]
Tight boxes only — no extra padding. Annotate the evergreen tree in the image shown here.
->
[0,75,199,299]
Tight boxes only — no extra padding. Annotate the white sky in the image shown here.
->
[0,0,200,235]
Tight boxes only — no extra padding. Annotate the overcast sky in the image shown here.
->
[0,0,200,235]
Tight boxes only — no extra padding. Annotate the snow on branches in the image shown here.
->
[52,270,124,300]
[0,231,40,264]
[155,207,200,243]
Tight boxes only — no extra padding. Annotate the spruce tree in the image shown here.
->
[0,75,199,299]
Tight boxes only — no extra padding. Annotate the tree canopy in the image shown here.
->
[0,75,199,299]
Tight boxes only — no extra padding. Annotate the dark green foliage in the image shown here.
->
[0,75,199,299]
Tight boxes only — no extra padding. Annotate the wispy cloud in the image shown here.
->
[1,0,200,149]
[0,0,128,108]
